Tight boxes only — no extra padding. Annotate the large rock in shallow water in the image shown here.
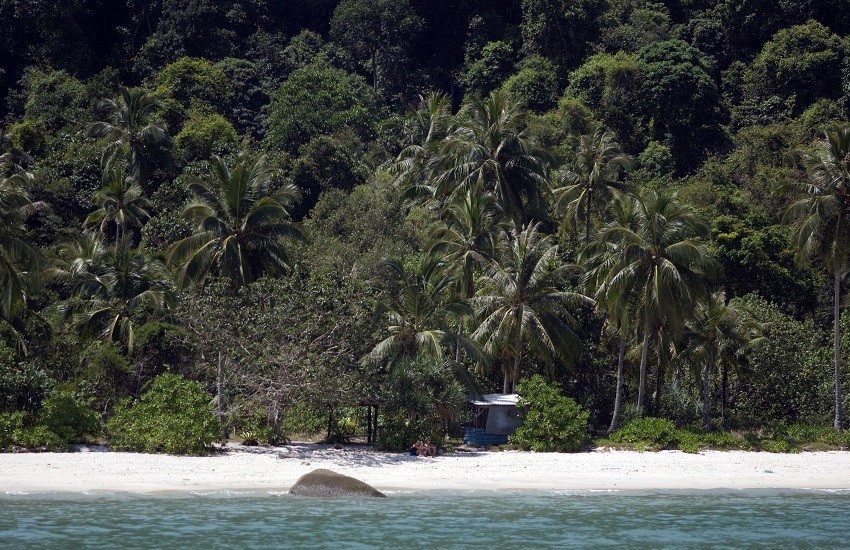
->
[289,469,386,498]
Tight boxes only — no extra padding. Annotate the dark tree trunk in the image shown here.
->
[654,340,666,416]
[721,362,729,428]
[511,309,525,393]
[455,317,464,363]
[637,323,650,417]
[702,349,715,433]
[835,271,843,430]
[608,331,627,434]
[217,350,229,440]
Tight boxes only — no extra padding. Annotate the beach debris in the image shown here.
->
[289,468,386,498]
[764,469,773,474]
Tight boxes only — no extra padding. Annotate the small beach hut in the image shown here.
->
[463,394,523,446]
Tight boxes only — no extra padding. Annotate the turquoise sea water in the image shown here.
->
[2,489,850,548]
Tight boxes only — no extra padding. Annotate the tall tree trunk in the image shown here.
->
[217,351,228,439]
[702,348,715,433]
[271,393,282,443]
[456,275,474,363]
[584,189,592,242]
[721,362,729,428]
[372,50,378,93]
[502,367,510,394]
[455,317,464,363]
[835,271,843,430]
[608,330,627,434]
[511,311,525,393]
[637,323,650,417]
[654,337,666,416]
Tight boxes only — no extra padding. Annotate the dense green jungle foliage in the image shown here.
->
[3,0,850,453]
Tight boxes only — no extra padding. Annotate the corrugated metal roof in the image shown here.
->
[470,393,519,406]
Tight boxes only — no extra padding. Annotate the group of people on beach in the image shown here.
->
[410,439,437,457]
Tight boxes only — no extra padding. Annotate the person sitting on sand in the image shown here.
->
[410,440,423,456]
[423,439,437,457]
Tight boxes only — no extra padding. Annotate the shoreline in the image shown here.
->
[3,444,850,494]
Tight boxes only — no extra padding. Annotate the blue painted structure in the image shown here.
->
[463,394,522,446]
[463,426,509,446]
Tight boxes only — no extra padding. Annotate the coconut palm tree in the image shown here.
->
[89,85,168,184]
[0,168,45,327]
[435,90,552,228]
[788,125,850,430]
[473,223,592,393]
[52,232,173,354]
[429,190,501,298]
[681,291,763,432]
[391,91,452,203]
[598,191,717,416]
[84,163,151,246]
[363,256,485,368]
[429,190,501,362]
[168,152,305,289]
[554,127,632,242]
[581,195,641,433]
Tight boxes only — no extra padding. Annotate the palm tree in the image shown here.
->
[681,291,762,432]
[429,190,501,299]
[0,168,45,326]
[392,91,452,203]
[554,127,632,242]
[51,232,173,354]
[89,85,168,184]
[582,196,641,433]
[363,256,485,368]
[598,191,717,416]
[429,190,501,362]
[473,223,592,393]
[84,163,151,245]
[168,152,305,289]
[788,125,850,430]
[435,90,552,228]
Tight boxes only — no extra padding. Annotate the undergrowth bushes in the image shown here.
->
[509,375,590,452]
[0,391,101,451]
[106,373,221,455]
[606,418,850,453]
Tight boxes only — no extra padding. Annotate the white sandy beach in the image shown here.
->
[3,444,850,494]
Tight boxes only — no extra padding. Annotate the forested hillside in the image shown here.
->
[2,0,850,453]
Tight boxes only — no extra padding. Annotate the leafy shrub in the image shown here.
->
[0,353,52,415]
[610,417,680,450]
[375,411,443,452]
[80,342,132,413]
[509,375,590,452]
[677,431,701,454]
[239,426,279,446]
[328,407,360,443]
[1,410,68,452]
[39,391,101,443]
[762,439,798,453]
[770,423,850,450]
[0,412,26,451]
[106,373,221,455]
[14,425,66,451]
[699,431,745,450]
